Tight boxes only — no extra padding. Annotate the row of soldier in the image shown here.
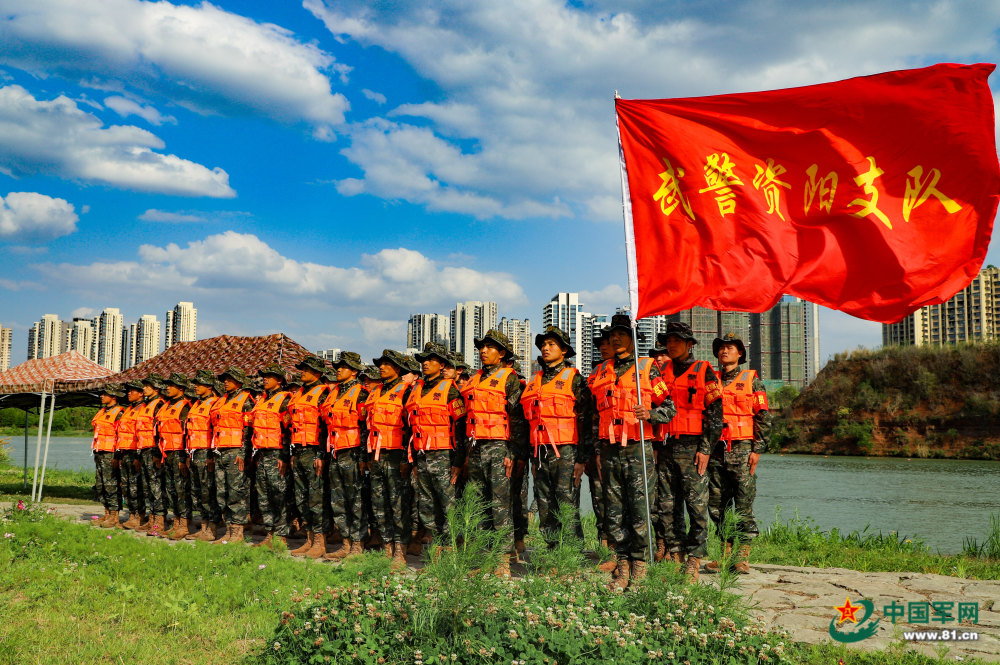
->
[89,315,769,587]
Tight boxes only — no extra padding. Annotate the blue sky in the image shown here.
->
[1,0,998,366]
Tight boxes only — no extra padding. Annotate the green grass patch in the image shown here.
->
[0,460,97,504]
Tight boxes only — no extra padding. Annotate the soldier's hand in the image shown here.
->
[514,459,526,478]
[133,458,142,472]
[399,462,411,477]
[236,456,245,472]
[359,460,368,473]
[277,460,289,477]
[111,458,120,470]
[450,466,460,485]
[154,459,164,469]
[748,452,760,476]
[595,454,603,482]
[695,451,710,476]
[573,462,586,487]
[633,404,651,421]
[206,457,215,472]
[313,457,324,477]
[179,461,190,477]
[503,457,513,479]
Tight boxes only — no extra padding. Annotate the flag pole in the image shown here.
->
[615,92,655,563]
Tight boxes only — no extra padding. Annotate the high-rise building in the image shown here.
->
[883,266,1000,346]
[165,301,197,349]
[579,313,610,374]
[407,313,450,350]
[0,325,11,372]
[797,299,821,382]
[543,293,586,363]
[69,318,97,362]
[128,315,161,368]
[450,301,498,370]
[96,307,124,372]
[318,348,341,363]
[750,299,806,387]
[27,314,66,360]
[499,317,531,366]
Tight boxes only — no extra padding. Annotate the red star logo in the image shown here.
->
[834,597,860,624]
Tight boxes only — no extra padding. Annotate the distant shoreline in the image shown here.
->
[0,429,91,438]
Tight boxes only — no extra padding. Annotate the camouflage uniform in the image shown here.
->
[187,371,221,525]
[117,394,144,519]
[136,386,167,519]
[213,371,256,526]
[94,451,121,511]
[251,372,293,537]
[325,374,369,543]
[290,375,331,534]
[367,353,413,546]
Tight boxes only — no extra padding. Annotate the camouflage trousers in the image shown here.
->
[708,440,758,544]
[511,461,529,541]
[214,447,250,525]
[163,451,192,520]
[369,448,409,544]
[121,452,143,516]
[600,440,655,561]
[254,449,289,536]
[188,450,218,523]
[328,449,366,542]
[585,456,606,540]
[662,442,710,558]
[94,451,121,511]
[292,447,326,533]
[531,444,583,545]
[653,447,687,553]
[416,449,456,539]
[467,439,513,549]
[138,448,165,517]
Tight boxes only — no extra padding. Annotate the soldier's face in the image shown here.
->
[608,329,633,356]
[195,384,211,397]
[378,361,399,380]
[718,343,741,365]
[224,378,241,392]
[101,394,116,406]
[479,343,503,365]
[539,338,565,364]
[300,369,320,383]
[442,366,457,379]
[263,376,282,391]
[142,384,156,397]
[166,385,183,398]
[598,338,613,360]
[336,366,355,382]
[128,389,143,403]
[665,335,693,360]
[650,351,669,370]
[422,357,444,378]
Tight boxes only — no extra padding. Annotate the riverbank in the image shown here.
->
[0,428,90,437]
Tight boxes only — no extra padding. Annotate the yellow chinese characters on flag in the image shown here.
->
[616,63,1000,324]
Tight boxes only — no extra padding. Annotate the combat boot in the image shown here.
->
[147,515,165,537]
[734,544,751,574]
[684,556,701,584]
[672,551,687,565]
[630,560,648,584]
[324,538,351,560]
[95,508,110,527]
[608,559,630,591]
[189,521,211,541]
[109,511,123,529]
[654,538,666,562]
[304,532,327,559]
[515,539,526,554]
[705,542,732,573]
[289,531,313,556]
[347,540,364,558]
[134,515,151,533]
[494,556,512,578]
[169,517,190,540]
[254,532,274,548]
[383,543,394,558]
[406,531,423,556]
[392,544,407,571]
[211,523,232,544]
[597,554,618,573]
[230,524,246,544]
[122,513,142,530]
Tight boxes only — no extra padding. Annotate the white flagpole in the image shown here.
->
[616,95,655,563]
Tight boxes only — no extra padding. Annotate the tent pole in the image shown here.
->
[31,392,47,501]
[23,409,29,489]
[37,393,56,502]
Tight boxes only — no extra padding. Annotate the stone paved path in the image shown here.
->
[45,503,1000,662]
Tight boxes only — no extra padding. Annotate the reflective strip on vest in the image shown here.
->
[590,358,654,445]
[405,379,455,451]
[365,382,408,460]
[721,369,757,441]
[116,405,139,451]
[156,399,189,453]
[322,383,363,452]
[461,367,512,440]
[212,391,253,448]
[92,405,123,452]
[135,398,164,450]
[186,396,217,450]
[666,360,711,437]
[251,391,288,450]
[288,385,326,446]
[521,367,579,456]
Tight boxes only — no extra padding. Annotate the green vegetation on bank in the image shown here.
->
[772,342,1000,459]
[0,406,99,437]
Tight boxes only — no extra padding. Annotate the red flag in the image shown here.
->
[616,63,999,323]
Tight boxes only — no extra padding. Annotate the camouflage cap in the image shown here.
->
[361,365,381,382]
[534,325,576,359]
[163,372,189,388]
[142,372,166,389]
[402,355,422,375]
[511,359,525,378]
[712,332,747,363]
[415,342,453,366]
[217,366,248,385]
[213,380,225,394]
[184,386,199,400]
[593,325,611,346]
[191,369,216,387]
[321,367,338,382]
[286,378,302,391]
[474,329,516,358]
[249,376,265,393]
[449,350,469,371]
[648,341,669,357]
[607,313,645,341]
[657,320,698,346]
[124,379,145,392]
[372,349,409,371]
[295,354,328,375]
[257,363,287,383]
[102,384,125,398]
[335,351,365,372]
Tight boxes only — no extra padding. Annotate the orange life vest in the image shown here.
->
[665,360,711,437]
[288,384,326,446]
[652,357,673,440]
[135,397,165,450]
[461,367,512,440]
[365,381,408,459]
[116,404,140,451]
[212,391,253,449]
[521,367,579,456]
[156,399,189,453]
[92,405,123,452]
[405,378,455,451]
[186,396,217,450]
[721,369,758,442]
[321,383,363,452]
[590,358,654,445]
[251,391,289,450]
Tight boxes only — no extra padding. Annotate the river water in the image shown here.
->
[5,437,997,553]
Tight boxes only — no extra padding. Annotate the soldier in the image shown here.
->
[185,370,222,541]
[502,356,530,555]
[135,374,167,536]
[451,352,471,389]
[587,327,612,568]
[658,321,724,582]
[118,381,146,530]
[211,367,256,543]
[366,349,413,568]
[647,338,685,562]
[461,330,528,577]
[404,342,466,553]
[521,326,594,546]
[590,314,675,589]
[320,352,369,560]
[249,364,293,548]
[92,384,125,528]
[705,333,769,574]
[360,366,382,392]
[287,355,332,556]
[158,374,192,540]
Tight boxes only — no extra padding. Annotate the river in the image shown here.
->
[5,437,997,554]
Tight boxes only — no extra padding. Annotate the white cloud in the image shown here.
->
[0,0,350,137]
[362,89,386,105]
[140,209,206,223]
[357,317,406,346]
[0,191,78,241]
[0,85,234,197]
[104,96,176,125]
[71,306,97,319]
[580,284,628,315]
[306,0,1000,221]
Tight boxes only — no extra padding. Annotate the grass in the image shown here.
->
[0,461,97,505]
[0,428,92,437]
